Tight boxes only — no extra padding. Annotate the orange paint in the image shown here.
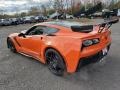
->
[8,23,111,73]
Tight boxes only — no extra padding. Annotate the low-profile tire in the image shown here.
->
[45,49,66,76]
[7,38,16,53]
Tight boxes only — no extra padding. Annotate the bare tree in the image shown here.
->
[29,7,39,15]
[53,0,65,13]
[41,5,47,16]
[0,9,4,15]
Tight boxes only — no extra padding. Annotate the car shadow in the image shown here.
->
[60,55,119,87]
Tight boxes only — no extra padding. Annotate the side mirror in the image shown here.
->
[18,33,26,38]
[21,30,27,34]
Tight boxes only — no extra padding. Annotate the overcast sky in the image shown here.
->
[0,0,117,15]
[0,0,50,14]
[0,0,49,7]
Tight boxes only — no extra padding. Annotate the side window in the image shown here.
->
[26,26,46,35]
[43,27,59,34]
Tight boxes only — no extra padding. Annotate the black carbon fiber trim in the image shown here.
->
[13,37,21,47]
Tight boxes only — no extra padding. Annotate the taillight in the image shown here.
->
[82,38,100,47]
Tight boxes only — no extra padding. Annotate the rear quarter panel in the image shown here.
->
[41,35,82,73]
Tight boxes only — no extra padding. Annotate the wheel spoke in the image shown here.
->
[46,51,64,74]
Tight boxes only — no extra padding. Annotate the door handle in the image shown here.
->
[41,37,43,40]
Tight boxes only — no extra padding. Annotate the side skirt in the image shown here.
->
[18,52,42,62]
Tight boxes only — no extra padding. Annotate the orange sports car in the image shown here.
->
[7,19,118,76]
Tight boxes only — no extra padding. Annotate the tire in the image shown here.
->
[7,38,16,53]
[45,49,65,76]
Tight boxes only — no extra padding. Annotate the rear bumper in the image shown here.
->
[76,44,111,71]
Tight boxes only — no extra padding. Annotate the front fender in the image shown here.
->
[7,33,20,52]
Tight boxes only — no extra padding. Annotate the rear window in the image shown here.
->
[45,21,85,28]
[45,21,93,33]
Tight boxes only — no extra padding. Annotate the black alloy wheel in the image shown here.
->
[45,49,65,76]
[7,38,16,53]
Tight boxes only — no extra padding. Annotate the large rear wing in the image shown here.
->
[97,18,119,33]
[71,19,119,33]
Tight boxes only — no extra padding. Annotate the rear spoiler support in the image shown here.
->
[97,19,119,33]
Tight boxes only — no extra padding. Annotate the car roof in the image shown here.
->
[44,20,87,28]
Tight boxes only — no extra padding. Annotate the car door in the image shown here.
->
[16,26,46,57]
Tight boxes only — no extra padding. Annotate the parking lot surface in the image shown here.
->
[0,19,120,90]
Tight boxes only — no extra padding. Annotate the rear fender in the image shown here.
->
[41,37,83,73]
